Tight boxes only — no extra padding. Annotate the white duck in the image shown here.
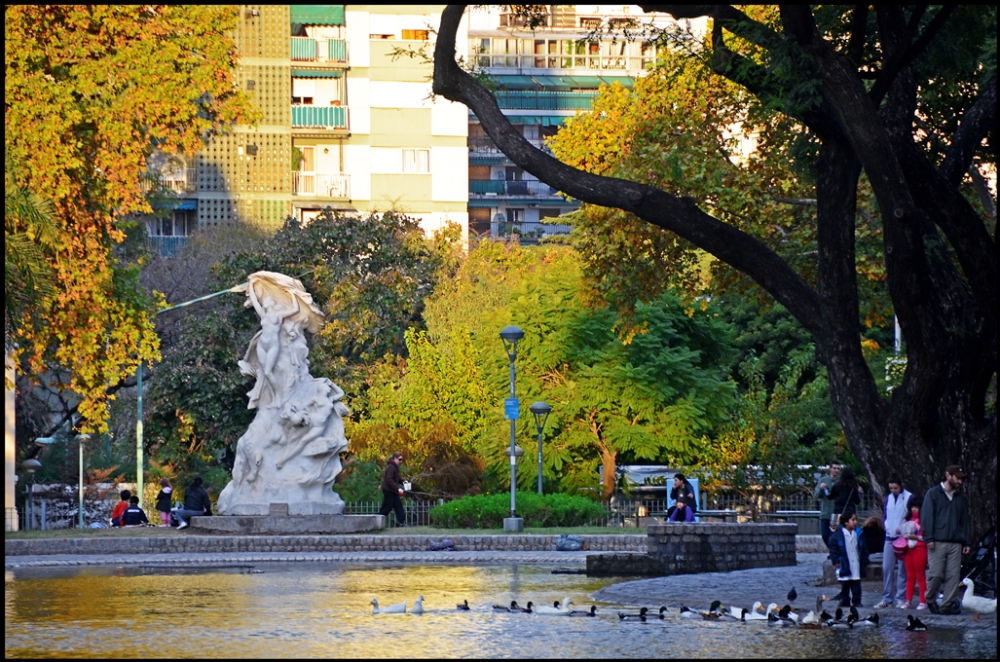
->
[371,598,407,615]
[411,595,425,614]
[743,601,768,621]
[801,595,828,625]
[535,597,574,615]
[960,578,997,620]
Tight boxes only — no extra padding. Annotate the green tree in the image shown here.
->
[144,210,459,485]
[5,5,259,431]
[362,242,736,499]
[433,6,997,533]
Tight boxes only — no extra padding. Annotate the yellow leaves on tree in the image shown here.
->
[5,5,260,432]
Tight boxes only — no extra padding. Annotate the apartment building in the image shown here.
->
[465,5,699,241]
[144,5,469,255]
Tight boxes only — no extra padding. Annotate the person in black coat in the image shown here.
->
[379,452,407,526]
[175,475,213,530]
[121,496,150,526]
[155,478,174,527]
[821,466,863,531]
[827,512,870,607]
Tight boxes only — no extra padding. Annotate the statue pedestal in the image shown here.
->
[189,513,384,535]
[503,517,524,533]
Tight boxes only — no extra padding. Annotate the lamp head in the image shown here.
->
[499,325,525,359]
[504,445,525,458]
[529,401,551,430]
[34,437,57,446]
[76,433,91,444]
[22,458,42,474]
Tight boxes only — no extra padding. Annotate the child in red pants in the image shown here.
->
[898,494,928,609]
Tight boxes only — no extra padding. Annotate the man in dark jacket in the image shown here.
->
[379,452,407,526]
[922,465,972,614]
[176,475,213,530]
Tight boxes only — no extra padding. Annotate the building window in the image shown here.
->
[401,29,429,41]
[402,148,430,174]
[150,210,193,237]
[370,33,395,40]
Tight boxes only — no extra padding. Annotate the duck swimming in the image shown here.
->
[411,595,425,614]
[801,596,828,625]
[678,606,697,619]
[510,601,534,613]
[701,600,724,620]
[568,605,598,617]
[536,598,573,615]
[743,602,768,622]
[619,606,649,621]
[371,598,407,615]
[457,600,470,611]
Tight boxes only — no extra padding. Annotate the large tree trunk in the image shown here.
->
[432,5,997,538]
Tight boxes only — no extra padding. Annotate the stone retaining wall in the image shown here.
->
[588,523,797,577]
[4,534,646,557]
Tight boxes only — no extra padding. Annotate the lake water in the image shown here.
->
[5,563,995,658]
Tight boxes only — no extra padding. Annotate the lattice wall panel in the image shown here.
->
[239,199,291,228]
[197,198,239,227]
[238,64,290,126]
[237,5,290,59]
[196,133,290,194]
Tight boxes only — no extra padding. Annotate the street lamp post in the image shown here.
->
[499,325,524,533]
[135,282,248,506]
[21,459,41,530]
[529,401,551,494]
[76,433,91,528]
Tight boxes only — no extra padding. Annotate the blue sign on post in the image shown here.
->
[504,397,520,420]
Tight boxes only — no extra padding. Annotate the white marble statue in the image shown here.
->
[217,271,349,516]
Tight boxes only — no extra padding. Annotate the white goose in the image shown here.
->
[411,595,425,614]
[801,595,828,625]
[960,578,997,619]
[371,598,407,615]
[535,597,574,615]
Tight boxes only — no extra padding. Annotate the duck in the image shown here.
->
[767,606,795,626]
[510,601,534,613]
[722,608,749,622]
[743,602,768,622]
[457,599,470,611]
[787,587,798,603]
[657,605,669,619]
[906,615,928,631]
[801,596,828,625]
[619,606,650,621]
[411,595,424,614]
[701,600,724,620]
[960,578,997,620]
[823,608,853,629]
[727,604,746,620]
[778,604,799,623]
[568,605,598,617]
[371,598,407,615]
[848,606,878,627]
[493,600,518,611]
[678,606,697,619]
[536,598,573,615]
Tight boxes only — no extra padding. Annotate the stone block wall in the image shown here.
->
[588,523,797,577]
[647,522,797,573]
[4,534,647,557]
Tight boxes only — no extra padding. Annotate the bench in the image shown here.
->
[697,509,741,521]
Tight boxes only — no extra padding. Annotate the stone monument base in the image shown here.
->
[503,517,524,533]
[189,513,384,536]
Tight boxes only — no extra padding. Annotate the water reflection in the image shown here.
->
[5,564,995,659]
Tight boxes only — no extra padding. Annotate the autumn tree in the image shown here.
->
[5,5,259,431]
[432,5,996,534]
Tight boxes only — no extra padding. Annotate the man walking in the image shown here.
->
[815,461,841,550]
[922,465,971,614]
[874,476,912,609]
[379,452,407,527]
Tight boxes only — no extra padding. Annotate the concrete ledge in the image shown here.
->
[189,514,383,535]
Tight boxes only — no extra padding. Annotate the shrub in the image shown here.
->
[429,491,606,528]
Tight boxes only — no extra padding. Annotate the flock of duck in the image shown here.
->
[369,586,957,631]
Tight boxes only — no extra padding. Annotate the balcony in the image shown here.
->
[494,90,599,111]
[292,171,350,198]
[469,136,553,156]
[139,169,196,194]
[469,179,561,197]
[146,236,188,258]
[290,37,348,64]
[291,105,348,131]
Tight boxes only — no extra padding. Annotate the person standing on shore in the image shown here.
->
[874,476,912,609]
[922,465,971,615]
[155,478,173,527]
[379,452,407,527]
[899,494,928,610]
[814,461,841,550]
[828,512,870,608]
